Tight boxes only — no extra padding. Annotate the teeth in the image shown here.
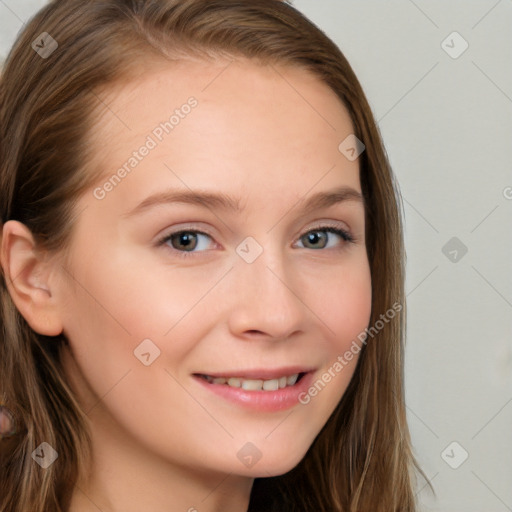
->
[262,379,279,391]
[203,373,301,391]
[287,374,299,386]
[241,379,263,391]
[227,377,242,388]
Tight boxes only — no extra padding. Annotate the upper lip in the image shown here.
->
[194,366,316,380]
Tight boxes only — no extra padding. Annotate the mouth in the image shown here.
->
[194,372,308,392]
[192,367,316,411]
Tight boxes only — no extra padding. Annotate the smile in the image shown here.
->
[198,373,303,391]
[192,367,316,411]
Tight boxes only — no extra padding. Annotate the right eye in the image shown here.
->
[158,230,216,255]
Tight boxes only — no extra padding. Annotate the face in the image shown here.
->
[56,58,372,477]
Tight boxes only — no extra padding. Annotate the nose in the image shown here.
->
[226,245,307,341]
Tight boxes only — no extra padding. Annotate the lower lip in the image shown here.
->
[193,372,315,412]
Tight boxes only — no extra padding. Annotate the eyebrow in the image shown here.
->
[123,185,364,218]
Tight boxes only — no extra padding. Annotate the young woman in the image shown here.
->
[0,1,429,510]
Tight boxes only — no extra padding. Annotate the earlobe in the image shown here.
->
[0,220,63,336]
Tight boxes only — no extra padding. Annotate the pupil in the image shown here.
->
[176,232,196,250]
[307,231,326,248]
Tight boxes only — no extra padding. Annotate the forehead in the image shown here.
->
[84,58,361,210]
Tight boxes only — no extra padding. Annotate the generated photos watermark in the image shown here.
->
[93,97,198,200]
[298,301,402,404]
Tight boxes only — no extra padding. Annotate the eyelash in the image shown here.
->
[156,225,356,259]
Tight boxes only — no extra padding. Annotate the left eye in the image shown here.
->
[296,227,353,249]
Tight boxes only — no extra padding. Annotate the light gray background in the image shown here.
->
[1,1,511,511]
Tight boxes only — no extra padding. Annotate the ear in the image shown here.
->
[0,220,63,336]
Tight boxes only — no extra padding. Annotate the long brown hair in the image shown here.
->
[0,1,430,510]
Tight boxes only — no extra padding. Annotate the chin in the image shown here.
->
[238,448,310,478]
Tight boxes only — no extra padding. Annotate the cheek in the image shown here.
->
[332,277,372,352]
[58,242,230,409]
[312,257,373,354]
[62,241,214,339]
[291,256,372,414]
[114,246,231,326]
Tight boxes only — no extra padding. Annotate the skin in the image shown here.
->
[1,58,371,512]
